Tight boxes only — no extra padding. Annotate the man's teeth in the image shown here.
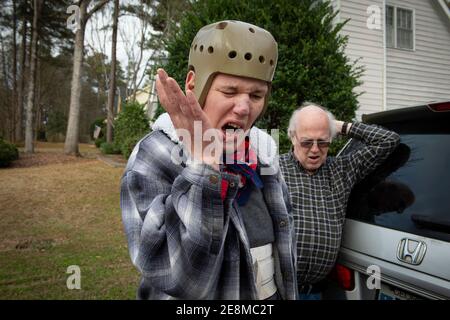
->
[225,123,242,130]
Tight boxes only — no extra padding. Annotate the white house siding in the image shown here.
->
[129,80,158,122]
[336,0,386,119]
[385,0,450,110]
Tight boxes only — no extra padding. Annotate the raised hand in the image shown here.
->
[155,68,222,169]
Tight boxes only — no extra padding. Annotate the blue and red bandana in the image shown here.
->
[221,138,263,205]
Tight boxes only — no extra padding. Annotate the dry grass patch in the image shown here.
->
[0,150,139,299]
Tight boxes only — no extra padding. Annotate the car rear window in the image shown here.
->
[342,120,450,243]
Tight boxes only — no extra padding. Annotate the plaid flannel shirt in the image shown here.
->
[279,122,400,285]
[120,114,297,300]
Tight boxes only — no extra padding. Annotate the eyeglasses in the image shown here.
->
[298,139,331,149]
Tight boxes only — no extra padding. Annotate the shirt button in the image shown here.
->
[229,182,236,188]
[209,175,219,184]
[279,220,287,228]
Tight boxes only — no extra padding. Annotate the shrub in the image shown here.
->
[100,142,121,155]
[120,135,143,159]
[95,136,106,148]
[114,101,150,158]
[0,138,19,167]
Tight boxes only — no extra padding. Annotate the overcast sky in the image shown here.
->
[83,0,154,91]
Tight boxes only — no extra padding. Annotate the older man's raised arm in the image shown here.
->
[336,121,400,186]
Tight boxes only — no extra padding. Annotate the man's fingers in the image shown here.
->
[156,71,211,137]
[186,90,207,122]
[157,68,168,83]
[155,68,170,103]
[155,75,173,113]
[155,74,166,100]
[167,77,191,117]
[156,72,182,115]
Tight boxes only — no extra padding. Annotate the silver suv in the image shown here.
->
[323,101,450,300]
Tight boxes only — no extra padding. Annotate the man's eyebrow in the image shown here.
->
[218,85,267,93]
[251,88,267,94]
[218,85,238,91]
[300,137,330,141]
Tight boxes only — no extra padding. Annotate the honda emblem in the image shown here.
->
[397,238,427,265]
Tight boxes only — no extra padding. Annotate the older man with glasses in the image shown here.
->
[279,102,400,300]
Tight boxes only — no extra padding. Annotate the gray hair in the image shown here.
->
[287,101,337,141]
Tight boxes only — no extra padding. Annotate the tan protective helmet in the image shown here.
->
[188,20,278,110]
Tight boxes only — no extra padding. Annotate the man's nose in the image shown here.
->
[310,142,320,152]
[233,95,251,116]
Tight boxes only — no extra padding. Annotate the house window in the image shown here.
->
[386,5,414,50]
[386,6,395,47]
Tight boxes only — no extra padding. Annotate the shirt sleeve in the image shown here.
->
[338,122,400,188]
[280,170,297,270]
[120,135,237,299]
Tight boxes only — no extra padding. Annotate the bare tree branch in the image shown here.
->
[86,0,110,20]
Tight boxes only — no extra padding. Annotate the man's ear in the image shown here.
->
[185,70,195,91]
[289,133,296,145]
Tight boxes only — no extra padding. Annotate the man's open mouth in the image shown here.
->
[221,122,244,136]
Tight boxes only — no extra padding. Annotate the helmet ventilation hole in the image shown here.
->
[228,51,237,59]
[194,44,197,51]
[244,53,252,61]
[270,59,274,66]
[216,22,228,29]
[208,46,214,54]
[259,56,265,63]
[249,27,255,33]
[200,45,204,52]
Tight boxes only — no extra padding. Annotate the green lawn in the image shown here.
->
[0,148,140,299]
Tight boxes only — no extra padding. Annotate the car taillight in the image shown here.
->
[428,101,450,112]
[329,263,355,291]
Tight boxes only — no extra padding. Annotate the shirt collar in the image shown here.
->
[288,148,322,176]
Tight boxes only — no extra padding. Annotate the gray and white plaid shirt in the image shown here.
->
[120,113,297,300]
[279,122,400,285]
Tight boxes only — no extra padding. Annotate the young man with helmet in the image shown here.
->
[120,20,297,300]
